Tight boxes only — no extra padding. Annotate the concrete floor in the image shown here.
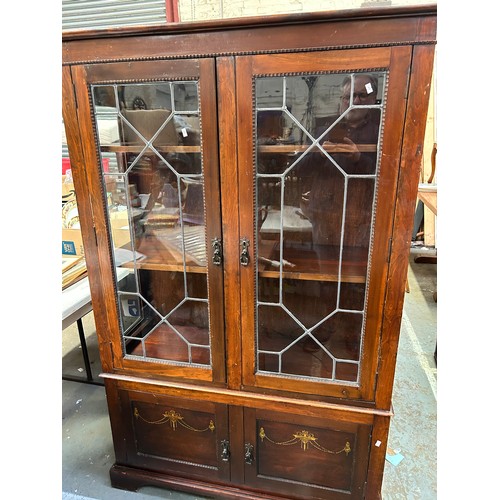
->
[62,248,437,499]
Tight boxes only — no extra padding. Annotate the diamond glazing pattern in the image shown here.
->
[90,80,212,367]
[254,71,387,385]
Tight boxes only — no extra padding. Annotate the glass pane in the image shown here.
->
[255,71,385,384]
[91,81,210,367]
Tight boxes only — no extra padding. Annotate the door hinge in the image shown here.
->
[387,237,393,263]
[109,342,115,367]
[72,81,78,109]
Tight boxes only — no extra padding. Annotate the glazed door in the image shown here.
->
[71,59,225,383]
[236,47,412,401]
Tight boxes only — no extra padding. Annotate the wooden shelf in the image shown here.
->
[126,322,210,365]
[122,260,206,273]
[257,143,377,154]
[257,268,366,283]
[100,145,201,154]
[258,241,368,284]
[120,229,207,273]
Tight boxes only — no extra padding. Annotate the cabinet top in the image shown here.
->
[62,4,436,65]
[62,4,436,41]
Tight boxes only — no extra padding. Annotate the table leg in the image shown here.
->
[76,317,93,382]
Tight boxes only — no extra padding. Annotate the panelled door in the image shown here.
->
[242,407,371,499]
[236,46,412,402]
[117,389,231,482]
[71,58,226,384]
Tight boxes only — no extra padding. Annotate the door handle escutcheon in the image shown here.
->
[221,439,230,462]
[244,443,254,465]
[212,237,222,266]
[240,238,250,266]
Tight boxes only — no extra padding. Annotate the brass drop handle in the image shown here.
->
[244,443,254,465]
[212,237,222,266]
[240,238,250,266]
[221,439,230,462]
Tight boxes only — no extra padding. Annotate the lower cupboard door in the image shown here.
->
[118,389,230,482]
[243,408,371,499]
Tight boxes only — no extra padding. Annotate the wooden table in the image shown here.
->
[62,268,129,384]
[417,186,437,215]
[415,184,437,265]
[416,184,437,363]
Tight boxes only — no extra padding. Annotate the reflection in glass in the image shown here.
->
[91,81,210,367]
[255,71,386,384]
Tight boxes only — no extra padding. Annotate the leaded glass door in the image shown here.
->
[237,47,412,400]
[71,59,225,383]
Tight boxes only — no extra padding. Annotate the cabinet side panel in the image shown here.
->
[359,45,413,402]
[62,65,103,296]
[375,44,435,409]
[366,414,391,499]
[103,378,129,463]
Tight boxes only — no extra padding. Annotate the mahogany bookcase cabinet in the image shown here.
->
[62,5,436,499]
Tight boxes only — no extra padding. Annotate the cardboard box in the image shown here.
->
[111,227,132,250]
[62,226,131,256]
[62,174,82,255]
[62,157,109,175]
[110,211,133,249]
[62,228,85,256]
[62,175,133,256]
[62,178,75,198]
